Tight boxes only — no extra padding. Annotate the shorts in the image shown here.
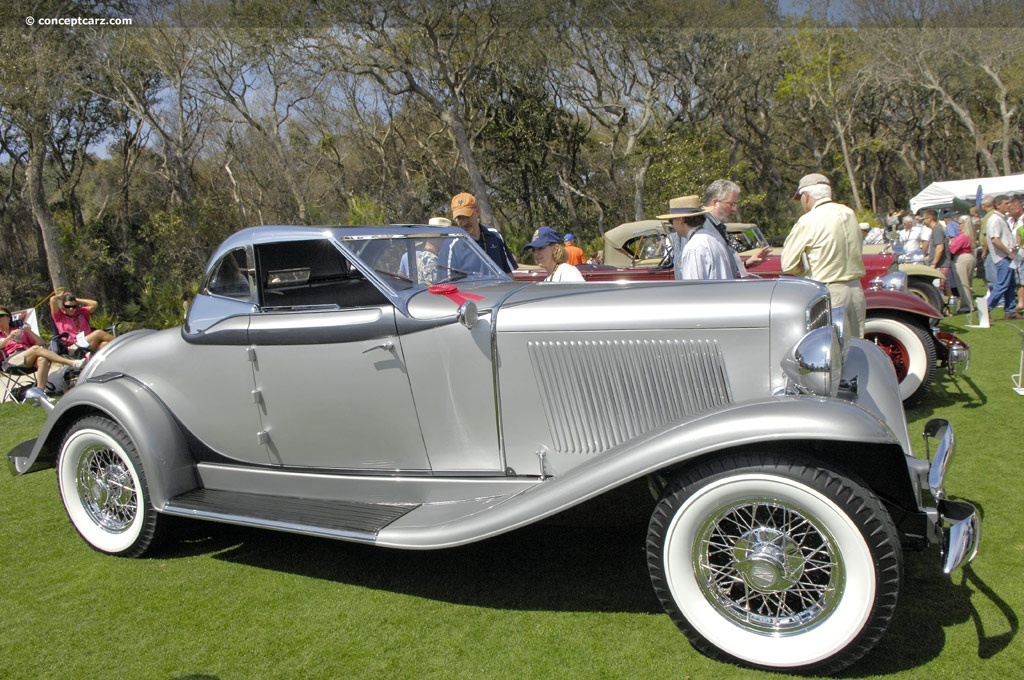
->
[3,350,28,368]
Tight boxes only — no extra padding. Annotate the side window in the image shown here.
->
[256,240,388,310]
[207,248,254,301]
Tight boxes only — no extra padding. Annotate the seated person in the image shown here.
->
[1,305,85,391]
[399,239,440,284]
[50,292,115,352]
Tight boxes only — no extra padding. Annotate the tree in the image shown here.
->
[318,0,543,229]
[846,0,1024,178]
[776,22,875,212]
[0,2,123,292]
[91,1,226,207]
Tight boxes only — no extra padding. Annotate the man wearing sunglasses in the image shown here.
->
[49,292,114,352]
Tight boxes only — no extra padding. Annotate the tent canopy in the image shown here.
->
[909,173,1024,214]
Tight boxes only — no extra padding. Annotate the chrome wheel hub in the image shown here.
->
[734,528,804,591]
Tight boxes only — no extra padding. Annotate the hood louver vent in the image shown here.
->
[528,338,732,455]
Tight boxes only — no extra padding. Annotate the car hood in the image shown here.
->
[413,278,785,332]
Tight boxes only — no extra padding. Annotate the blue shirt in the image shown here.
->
[442,225,517,274]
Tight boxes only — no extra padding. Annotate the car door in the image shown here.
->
[247,239,429,471]
[181,246,270,465]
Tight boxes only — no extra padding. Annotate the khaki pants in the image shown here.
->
[953,253,977,312]
[828,281,866,338]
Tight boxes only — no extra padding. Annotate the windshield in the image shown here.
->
[340,232,510,292]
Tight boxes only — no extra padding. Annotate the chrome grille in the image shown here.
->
[807,295,831,331]
[527,338,733,455]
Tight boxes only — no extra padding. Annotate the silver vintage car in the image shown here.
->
[8,225,979,674]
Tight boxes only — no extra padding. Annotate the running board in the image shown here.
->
[162,488,418,544]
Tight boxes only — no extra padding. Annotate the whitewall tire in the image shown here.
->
[864,314,937,402]
[647,453,901,674]
[57,416,161,557]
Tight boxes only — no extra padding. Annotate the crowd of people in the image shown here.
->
[892,195,1022,320]
[7,183,1020,401]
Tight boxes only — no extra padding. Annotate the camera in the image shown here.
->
[10,318,23,329]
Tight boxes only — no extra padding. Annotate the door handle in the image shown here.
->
[362,341,394,354]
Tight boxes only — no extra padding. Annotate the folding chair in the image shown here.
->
[1,359,37,403]
[2,307,42,403]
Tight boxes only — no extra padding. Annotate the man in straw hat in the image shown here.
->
[781,173,867,337]
[658,195,733,280]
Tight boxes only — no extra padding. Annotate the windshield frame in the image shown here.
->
[334,229,510,310]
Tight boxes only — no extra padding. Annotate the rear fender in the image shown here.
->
[7,375,197,508]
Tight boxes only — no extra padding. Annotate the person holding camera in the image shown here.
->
[1,306,84,391]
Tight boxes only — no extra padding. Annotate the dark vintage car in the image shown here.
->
[9,225,979,675]
[514,220,969,403]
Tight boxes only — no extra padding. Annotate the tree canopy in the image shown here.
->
[0,0,1019,325]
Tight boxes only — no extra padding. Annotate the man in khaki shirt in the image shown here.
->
[781,173,867,337]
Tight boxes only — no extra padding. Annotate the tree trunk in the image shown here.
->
[633,156,653,222]
[26,137,69,293]
[835,118,863,213]
[445,111,496,229]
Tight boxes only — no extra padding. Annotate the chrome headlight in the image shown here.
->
[781,326,842,397]
[868,271,908,293]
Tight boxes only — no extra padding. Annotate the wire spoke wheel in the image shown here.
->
[58,416,162,557]
[76,445,138,533]
[697,499,842,633]
[647,453,901,674]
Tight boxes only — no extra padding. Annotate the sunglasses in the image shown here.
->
[64,304,79,309]
[0,313,9,318]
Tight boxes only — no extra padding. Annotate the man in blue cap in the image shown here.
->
[562,233,586,265]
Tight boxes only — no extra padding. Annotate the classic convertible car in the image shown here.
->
[514,220,969,402]
[9,225,979,674]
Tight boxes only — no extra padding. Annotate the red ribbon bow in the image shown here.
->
[428,284,484,306]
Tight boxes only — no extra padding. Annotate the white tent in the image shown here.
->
[909,173,1024,214]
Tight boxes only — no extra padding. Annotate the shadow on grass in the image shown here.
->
[156,484,663,616]
[840,554,1017,677]
[906,374,987,420]
[837,490,1016,677]
[152,484,1018,677]
[148,485,1018,677]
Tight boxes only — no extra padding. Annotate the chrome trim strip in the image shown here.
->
[160,505,379,544]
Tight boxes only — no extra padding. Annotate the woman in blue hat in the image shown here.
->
[526,227,585,282]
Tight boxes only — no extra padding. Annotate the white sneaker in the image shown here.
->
[72,358,86,369]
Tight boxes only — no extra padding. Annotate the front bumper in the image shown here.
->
[923,418,981,573]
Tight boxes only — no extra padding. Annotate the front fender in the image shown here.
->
[6,374,198,508]
[900,262,945,280]
[865,288,941,320]
[378,397,907,549]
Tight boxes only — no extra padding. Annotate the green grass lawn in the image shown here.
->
[2,316,1022,679]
